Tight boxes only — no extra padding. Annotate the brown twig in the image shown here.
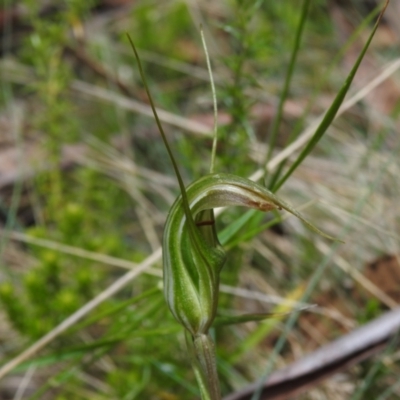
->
[223,307,400,400]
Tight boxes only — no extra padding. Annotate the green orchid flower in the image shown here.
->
[163,172,336,337]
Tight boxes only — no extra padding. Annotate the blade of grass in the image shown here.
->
[267,3,382,190]
[218,209,261,246]
[264,0,311,182]
[222,216,281,249]
[200,26,219,174]
[126,35,195,229]
[273,0,390,192]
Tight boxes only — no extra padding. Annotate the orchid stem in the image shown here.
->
[187,331,221,400]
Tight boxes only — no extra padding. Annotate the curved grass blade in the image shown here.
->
[273,0,390,192]
[268,3,383,191]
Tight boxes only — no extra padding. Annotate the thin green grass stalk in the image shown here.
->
[272,0,390,192]
[268,3,383,192]
[200,27,219,174]
[218,209,259,246]
[223,215,281,249]
[264,0,311,184]
[126,35,194,226]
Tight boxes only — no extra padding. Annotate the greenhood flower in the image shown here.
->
[163,172,335,336]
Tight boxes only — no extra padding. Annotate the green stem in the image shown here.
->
[186,331,221,400]
[193,333,221,400]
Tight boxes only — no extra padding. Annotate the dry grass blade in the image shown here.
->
[317,241,398,309]
[1,229,144,271]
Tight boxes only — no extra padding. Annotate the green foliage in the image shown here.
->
[357,298,382,324]
[21,8,74,149]
[0,282,31,334]
[129,2,193,59]
[219,0,266,153]
[0,167,139,337]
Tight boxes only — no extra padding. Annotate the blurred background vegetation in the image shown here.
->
[0,0,400,399]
